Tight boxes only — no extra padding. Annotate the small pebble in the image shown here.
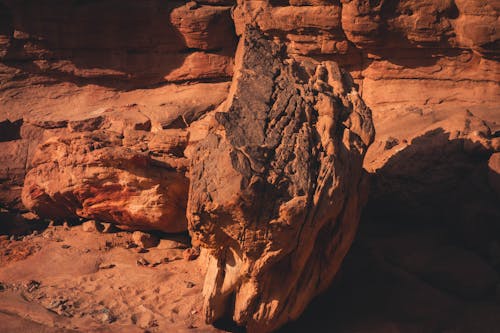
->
[25,280,41,293]
[98,263,116,270]
[183,247,200,261]
[157,239,189,250]
[82,220,103,233]
[136,258,150,267]
[132,231,159,249]
[100,308,116,323]
[21,212,39,221]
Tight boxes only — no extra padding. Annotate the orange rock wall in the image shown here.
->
[0,0,498,219]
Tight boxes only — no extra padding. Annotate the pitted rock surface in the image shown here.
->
[187,27,374,332]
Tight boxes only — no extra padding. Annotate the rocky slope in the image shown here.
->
[0,0,499,332]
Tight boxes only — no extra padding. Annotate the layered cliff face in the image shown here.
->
[0,0,237,216]
[0,0,236,86]
[0,0,499,332]
[1,0,498,215]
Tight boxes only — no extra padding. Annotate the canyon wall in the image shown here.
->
[1,0,498,216]
[0,0,237,215]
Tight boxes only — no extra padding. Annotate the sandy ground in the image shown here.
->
[1,213,499,333]
[0,218,221,333]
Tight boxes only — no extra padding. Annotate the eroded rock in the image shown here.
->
[0,0,236,86]
[82,220,103,233]
[187,27,374,332]
[132,231,159,249]
[21,109,189,233]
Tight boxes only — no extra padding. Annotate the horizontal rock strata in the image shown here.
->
[21,107,190,232]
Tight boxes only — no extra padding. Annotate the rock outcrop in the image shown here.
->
[0,0,237,214]
[21,107,189,232]
[187,27,374,332]
[1,0,498,221]
[0,1,498,331]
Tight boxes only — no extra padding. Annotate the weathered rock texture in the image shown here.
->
[21,107,190,232]
[0,0,237,214]
[0,0,236,86]
[187,28,374,332]
[233,0,499,116]
[230,1,500,278]
[0,0,498,330]
[1,0,498,217]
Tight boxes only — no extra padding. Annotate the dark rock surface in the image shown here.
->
[187,27,374,332]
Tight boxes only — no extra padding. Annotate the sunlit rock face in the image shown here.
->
[1,0,498,226]
[0,0,237,215]
[187,27,374,333]
[21,109,190,233]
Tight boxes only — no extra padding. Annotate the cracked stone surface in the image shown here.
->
[187,27,374,332]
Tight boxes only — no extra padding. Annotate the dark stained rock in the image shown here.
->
[187,27,374,333]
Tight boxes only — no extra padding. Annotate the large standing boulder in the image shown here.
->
[187,27,374,332]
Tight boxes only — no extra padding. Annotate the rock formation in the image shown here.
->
[0,0,499,332]
[187,27,374,332]
[0,0,237,213]
[0,0,236,86]
[21,108,190,232]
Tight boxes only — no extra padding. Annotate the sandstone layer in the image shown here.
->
[21,110,189,232]
[0,0,238,215]
[187,27,374,332]
[0,0,236,86]
[1,0,498,220]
